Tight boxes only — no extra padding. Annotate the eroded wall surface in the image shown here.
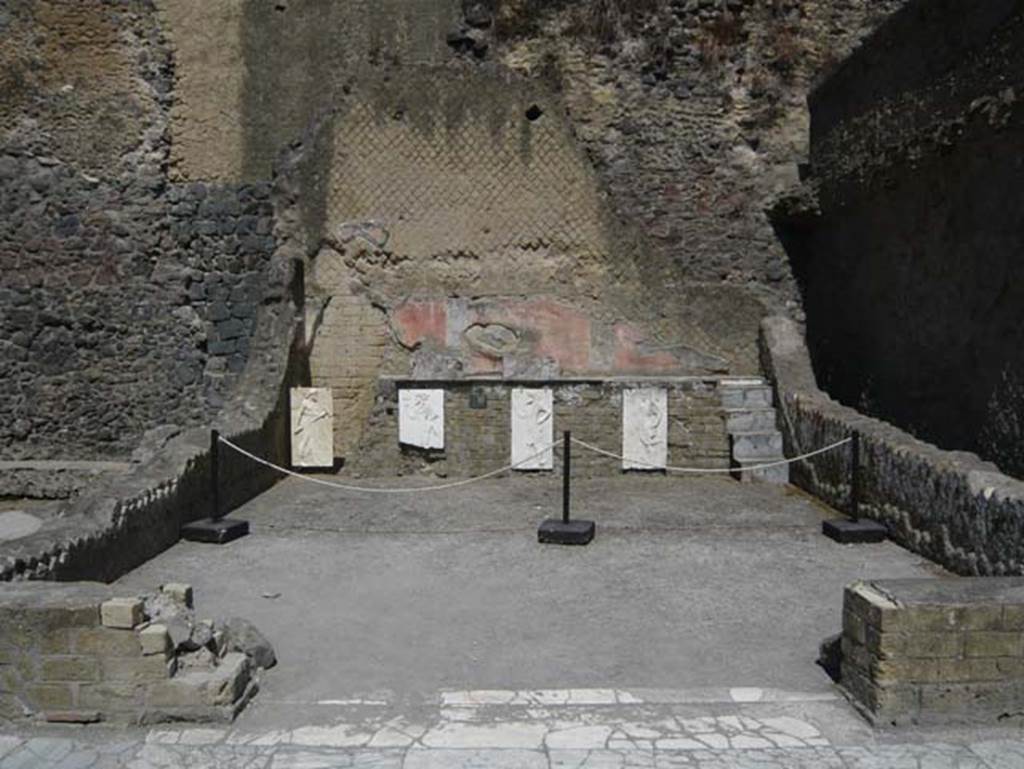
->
[778,0,1024,479]
[0,2,280,461]
[1,0,907,466]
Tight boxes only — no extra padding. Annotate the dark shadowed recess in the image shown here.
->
[772,0,1024,479]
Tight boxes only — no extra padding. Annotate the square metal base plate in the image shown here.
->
[181,518,250,544]
[538,519,595,546]
[822,518,887,544]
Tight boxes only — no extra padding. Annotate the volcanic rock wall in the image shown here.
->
[775,0,1024,479]
[1,0,908,465]
[0,1,279,461]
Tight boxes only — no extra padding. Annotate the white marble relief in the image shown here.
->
[399,389,445,450]
[622,388,668,470]
[290,388,334,468]
[511,388,554,470]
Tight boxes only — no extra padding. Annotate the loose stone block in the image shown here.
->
[139,625,172,657]
[101,598,144,629]
[399,389,445,450]
[622,388,668,470]
[161,583,194,609]
[511,388,554,470]
[146,653,250,708]
[290,387,334,468]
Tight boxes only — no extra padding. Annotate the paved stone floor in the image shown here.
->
[3,689,1024,767]
[5,474,1024,765]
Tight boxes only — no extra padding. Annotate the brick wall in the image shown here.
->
[841,579,1024,725]
[0,583,255,725]
[346,379,730,479]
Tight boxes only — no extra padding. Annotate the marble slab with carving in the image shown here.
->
[290,387,334,468]
[399,389,445,450]
[511,388,554,470]
[622,388,668,470]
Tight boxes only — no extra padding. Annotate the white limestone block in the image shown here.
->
[511,388,554,470]
[399,389,445,450]
[290,387,334,468]
[622,388,668,470]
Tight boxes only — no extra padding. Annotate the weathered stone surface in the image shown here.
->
[840,578,1024,725]
[139,625,171,657]
[146,652,250,709]
[219,618,277,670]
[761,315,1024,577]
[101,598,144,630]
[72,627,143,657]
[101,655,173,684]
[43,709,101,724]
[161,583,194,609]
[40,657,100,683]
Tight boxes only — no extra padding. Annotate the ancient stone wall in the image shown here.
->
[0,583,265,725]
[774,0,1024,479]
[0,2,279,462]
[842,579,1024,726]
[348,379,730,479]
[761,316,1024,577]
[1,0,910,470]
[491,0,910,365]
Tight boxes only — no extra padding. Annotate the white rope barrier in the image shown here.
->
[569,436,852,475]
[217,435,559,495]
[218,433,851,493]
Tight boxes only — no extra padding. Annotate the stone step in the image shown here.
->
[720,385,773,410]
[732,459,790,485]
[731,431,784,460]
[725,409,778,433]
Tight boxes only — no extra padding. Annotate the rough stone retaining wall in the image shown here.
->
[0,462,132,501]
[842,578,1024,725]
[0,2,279,463]
[775,0,1024,479]
[760,316,1024,576]
[0,582,262,725]
[0,244,304,583]
[349,379,730,479]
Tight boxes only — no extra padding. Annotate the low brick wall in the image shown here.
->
[348,378,732,478]
[841,578,1024,725]
[760,316,1024,575]
[0,583,259,725]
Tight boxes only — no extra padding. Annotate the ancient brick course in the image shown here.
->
[841,579,1024,725]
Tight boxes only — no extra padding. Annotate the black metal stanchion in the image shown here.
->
[538,430,595,546]
[822,430,886,544]
[181,428,251,545]
[211,428,221,520]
